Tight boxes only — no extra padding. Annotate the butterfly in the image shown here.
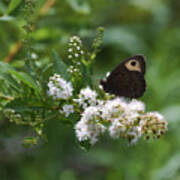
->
[100,55,146,98]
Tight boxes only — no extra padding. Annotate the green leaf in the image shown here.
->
[80,63,92,87]
[8,70,40,94]
[6,97,45,113]
[52,50,71,81]
[0,73,20,93]
[7,0,22,14]
[0,62,21,93]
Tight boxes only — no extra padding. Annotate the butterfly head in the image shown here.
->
[124,55,146,75]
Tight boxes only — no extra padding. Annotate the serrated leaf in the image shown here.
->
[52,50,71,80]
[7,0,22,14]
[8,70,40,94]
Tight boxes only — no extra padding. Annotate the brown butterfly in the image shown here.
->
[100,55,146,98]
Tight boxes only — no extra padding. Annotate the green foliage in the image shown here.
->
[0,0,180,180]
[52,50,71,81]
[0,23,104,150]
[7,0,22,14]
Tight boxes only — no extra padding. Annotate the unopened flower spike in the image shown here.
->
[68,36,85,64]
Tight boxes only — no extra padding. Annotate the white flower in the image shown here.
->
[100,98,128,138]
[70,36,81,43]
[126,128,142,144]
[100,97,144,142]
[141,112,165,124]
[124,99,145,123]
[68,48,73,52]
[68,55,72,59]
[74,87,97,108]
[149,112,164,121]
[48,74,73,100]
[127,99,145,113]
[75,53,79,57]
[109,118,126,138]
[101,97,127,121]
[76,46,80,50]
[31,53,38,59]
[60,105,74,117]
[75,106,106,145]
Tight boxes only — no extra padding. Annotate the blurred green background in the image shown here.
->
[1,0,180,180]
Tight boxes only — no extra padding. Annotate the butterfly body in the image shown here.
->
[100,55,146,98]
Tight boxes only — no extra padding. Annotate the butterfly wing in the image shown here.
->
[100,55,146,98]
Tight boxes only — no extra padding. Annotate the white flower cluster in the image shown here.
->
[59,104,74,117]
[74,87,97,108]
[106,99,145,143]
[140,112,168,139]
[74,95,167,145]
[47,74,73,100]
[47,74,168,146]
[75,106,106,145]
